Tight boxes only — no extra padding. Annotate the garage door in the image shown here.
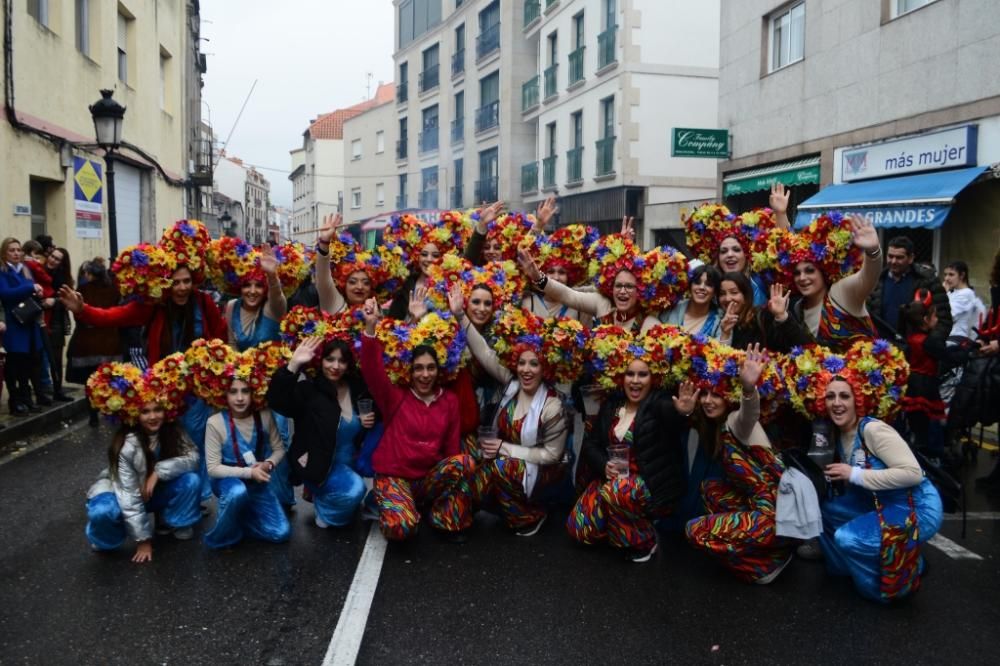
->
[114,161,142,248]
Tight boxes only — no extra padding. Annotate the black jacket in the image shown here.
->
[867,263,952,340]
[730,309,813,353]
[581,390,687,511]
[266,367,372,484]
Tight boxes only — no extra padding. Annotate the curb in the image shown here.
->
[0,397,89,456]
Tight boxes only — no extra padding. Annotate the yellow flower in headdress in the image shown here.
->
[159,219,211,283]
[111,243,177,302]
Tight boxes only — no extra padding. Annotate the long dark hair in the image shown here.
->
[108,419,187,480]
[898,291,933,337]
[321,339,359,382]
[720,271,755,327]
[50,247,75,290]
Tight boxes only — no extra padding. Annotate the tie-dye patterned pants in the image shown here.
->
[684,442,792,582]
[472,457,566,529]
[373,454,476,541]
[566,476,657,551]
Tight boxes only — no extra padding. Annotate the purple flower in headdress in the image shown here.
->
[869,369,885,387]
[722,358,739,376]
[234,241,252,258]
[796,376,810,391]
[822,356,846,373]
[810,242,828,260]
[872,339,890,354]
[178,221,196,236]
[131,249,149,267]
[111,377,131,394]
[789,346,804,358]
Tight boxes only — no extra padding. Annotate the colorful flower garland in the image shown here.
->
[531,224,601,287]
[587,234,690,312]
[159,219,212,283]
[271,241,311,297]
[485,211,537,261]
[206,237,264,296]
[111,243,177,302]
[776,211,862,289]
[374,312,466,385]
[87,353,192,424]
[185,338,279,410]
[382,212,471,266]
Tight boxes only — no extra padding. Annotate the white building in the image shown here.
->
[245,167,270,244]
[343,84,398,247]
[718,0,1000,284]
[213,153,270,243]
[391,0,720,246]
[288,148,309,239]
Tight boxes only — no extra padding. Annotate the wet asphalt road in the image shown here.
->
[1,419,999,665]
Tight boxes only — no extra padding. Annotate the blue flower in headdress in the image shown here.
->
[178,221,196,236]
[810,242,828,260]
[872,339,890,354]
[111,377,131,394]
[633,257,646,269]
[829,210,843,224]
[394,328,411,344]
[369,254,383,267]
[692,357,708,376]
[822,356,846,373]
[789,346,804,358]
[796,376,810,391]
[869,369,884,387]
[693,222,706,233]
[234,241,252,258]
[131,249,149,267]
[627,343,645,358]
[225,270,239,284]
[691,334,708,346]
[302,320,317,335]
[722,358,739,376]
[889,386,902,400]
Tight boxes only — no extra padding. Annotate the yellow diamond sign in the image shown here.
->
[75,159,103,202]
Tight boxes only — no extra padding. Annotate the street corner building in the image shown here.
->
[1,0,212,262]
[717,0,1000,287]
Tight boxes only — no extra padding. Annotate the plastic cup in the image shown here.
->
[357,399,374,417]
[607,445,630,479]
[478,425,499,460]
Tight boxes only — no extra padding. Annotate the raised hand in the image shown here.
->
[448,283,465,318]
[517,248,543,284]
[362,297,380,335]
[534,195,558,231]
[259,244,279,277]
[849,214,880,252]
[721,301,740,336]
[57,284,84,314]
[289,336,322,372]
[672,380,700,416]
[318,213,342,244]
[768,283,790,321]
[769,183,790,214]
[739,343,766,391]
[480,201,505,227]
[620,216,636,243]
[408,284,429,321]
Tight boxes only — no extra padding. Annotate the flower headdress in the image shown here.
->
[86,353,192,424]
[587,235,690,312]
[331,241,410,303]
[374,312,466,385]
[685,335,744,403]
[206,237,265,296]
[485,211,537,261]
[185,338,278,410]
[781,344,844,418]
[159,220,211,283]
[111,243,177,302]
[425,256,525,315]
[776,211,862,288]
[683,203,736,263]
[383,212,470,265]
[585,324,677,391]
[532,224,600,287]
[270,242,311,297]
[840,339,909,419]
[491,307,587,385]
[279,305,364,367]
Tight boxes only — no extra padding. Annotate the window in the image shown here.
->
[376,130,385,153]
[351,188,362,209]
[27,0,48,27]
[352,139,362,160]
[600,96,614,137]
[421,105,440,153]
[573,12,585,48]
[75,0,89,55]
[546,122,557,157]
[420,44,440,92]
[398,173,409,208]
[399,0,443,49]
[452,158,464,207]
[571,111,583,148]
[547,31,558,65]
[421,166,439,208]
[769,2,805,73]
[117,11,132,85]
[398,62,409,103]
[893,0,939,17]
[452,90,465,142]
[476,71,500,132]
[398,117,408,159]
[376,183,385,206]
[477,148,499,202]
[477,1,500,59]
[603,0,616,29]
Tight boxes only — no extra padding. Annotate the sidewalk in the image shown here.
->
[0,384,90,456]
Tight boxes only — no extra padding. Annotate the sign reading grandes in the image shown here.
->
[798,206,948,229]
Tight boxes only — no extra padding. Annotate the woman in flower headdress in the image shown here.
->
[805,349,942,603]
[189,339,290,549]
[359,298,476,542]
[464,198,554,266]
[517,219,688,335]
[777,212,882,353]
[717,273,813,352]
[567,324,690,562]
[682,343,796,584]
[85,355,201,562]
[383,211,471,322]
[452,293,585,536]
[660,264,723,337]
[521,223,600,325]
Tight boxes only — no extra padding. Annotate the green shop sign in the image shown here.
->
[723,165,821,196]
[671,128,729,158]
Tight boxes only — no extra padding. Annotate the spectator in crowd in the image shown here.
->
[41,247,75,401]
[0,238,47,415]
[867,236,951,340]
[942,260,986,346]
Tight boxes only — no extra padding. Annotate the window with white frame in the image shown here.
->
[75,0,89,55]
[376,131,385,153]
[28,0,49,27]
[893,0,939,18]
[376,182,385,206]
[351,139,362,160]
[351,188,362,209]
[768,2,804,73]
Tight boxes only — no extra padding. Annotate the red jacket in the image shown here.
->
[361,334,460,479]
[76,289,227,364]
[25,259,54,326]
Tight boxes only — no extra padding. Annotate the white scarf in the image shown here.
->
[494,380,548,496]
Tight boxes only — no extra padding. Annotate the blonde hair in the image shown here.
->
[0,237,22,271]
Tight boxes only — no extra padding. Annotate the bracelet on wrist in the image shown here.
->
[865,247,882,258]
[316,242,329,256]
[534,275,548,290]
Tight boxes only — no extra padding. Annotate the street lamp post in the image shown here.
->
[220,211,234,237]
[89,90,126,257]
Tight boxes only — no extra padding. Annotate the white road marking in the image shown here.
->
[943,512,1000,521]
[927,534,984,560]
[322,522,388,666]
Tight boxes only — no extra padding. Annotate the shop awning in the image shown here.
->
[722,157,821,196]
[793,165,989,229]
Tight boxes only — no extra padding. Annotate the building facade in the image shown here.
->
[244,167,270,244]
[718,0,1000,285]
[1,0,206,263]
[342,84,398,247]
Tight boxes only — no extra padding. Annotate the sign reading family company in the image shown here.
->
[73,156,104,239]
[671,128,729,158]
[841,125,978,182]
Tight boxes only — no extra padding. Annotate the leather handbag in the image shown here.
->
[11,297,42,325]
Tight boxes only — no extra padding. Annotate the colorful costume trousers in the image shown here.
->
[86,472,201,550]
[305,463,366,527]
[471,456,566,529]
[203,477,291,549]
[684,440,792,583]
[373,454,475,541]
[566,475,657,551]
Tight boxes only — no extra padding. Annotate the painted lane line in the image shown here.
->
[927,534,984,560]
[943,512,1000,521]
[322,522,388,666]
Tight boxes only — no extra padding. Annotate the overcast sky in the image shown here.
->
[203,0,394,207]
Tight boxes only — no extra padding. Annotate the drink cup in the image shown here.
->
[607,445,630,479]
[478,426,499,460]
[357,399,374,417]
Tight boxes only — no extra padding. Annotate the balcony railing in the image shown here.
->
[451,185,464,208]
[546,0,559,8]
[524,0,540,26]
[396,138,408,160]
[396,194,408,209]
[418,65,440,93]
[596,136,616,176]
[475,101,499,133]
[567,146,583,183]
[522,75,539,112]
[542,155,557,189]
[543,64,558,99]
[419,128,439,154]
[598,27,617,69]
[475,177,498,204]
[568,46,585,86]
[397,81,408,104]
[451,49,465,78]
[419,190,439,209]
[521,162,539,194]
[451,117,464,144]
[476,23,500,60]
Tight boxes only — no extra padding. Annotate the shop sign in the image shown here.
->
[724,164,820,196]
[841,125,978,182]
[73,156,104,239]
[671,128,729,158]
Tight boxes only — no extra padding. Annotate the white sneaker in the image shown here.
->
[515,514,547,537]
[315,515,329,529]
[172,527,194,541]
[796,538,823,561]
[630,542,659,563]
[755,553,794,584]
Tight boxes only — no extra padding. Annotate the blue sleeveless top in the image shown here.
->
[230,300,281,351]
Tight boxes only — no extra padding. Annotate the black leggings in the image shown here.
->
[4,350,42,408]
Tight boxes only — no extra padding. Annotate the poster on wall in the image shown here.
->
[73,156,104,239]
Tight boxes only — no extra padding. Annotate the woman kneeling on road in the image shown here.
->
[85,356,201,563]
[360,298,476,542]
